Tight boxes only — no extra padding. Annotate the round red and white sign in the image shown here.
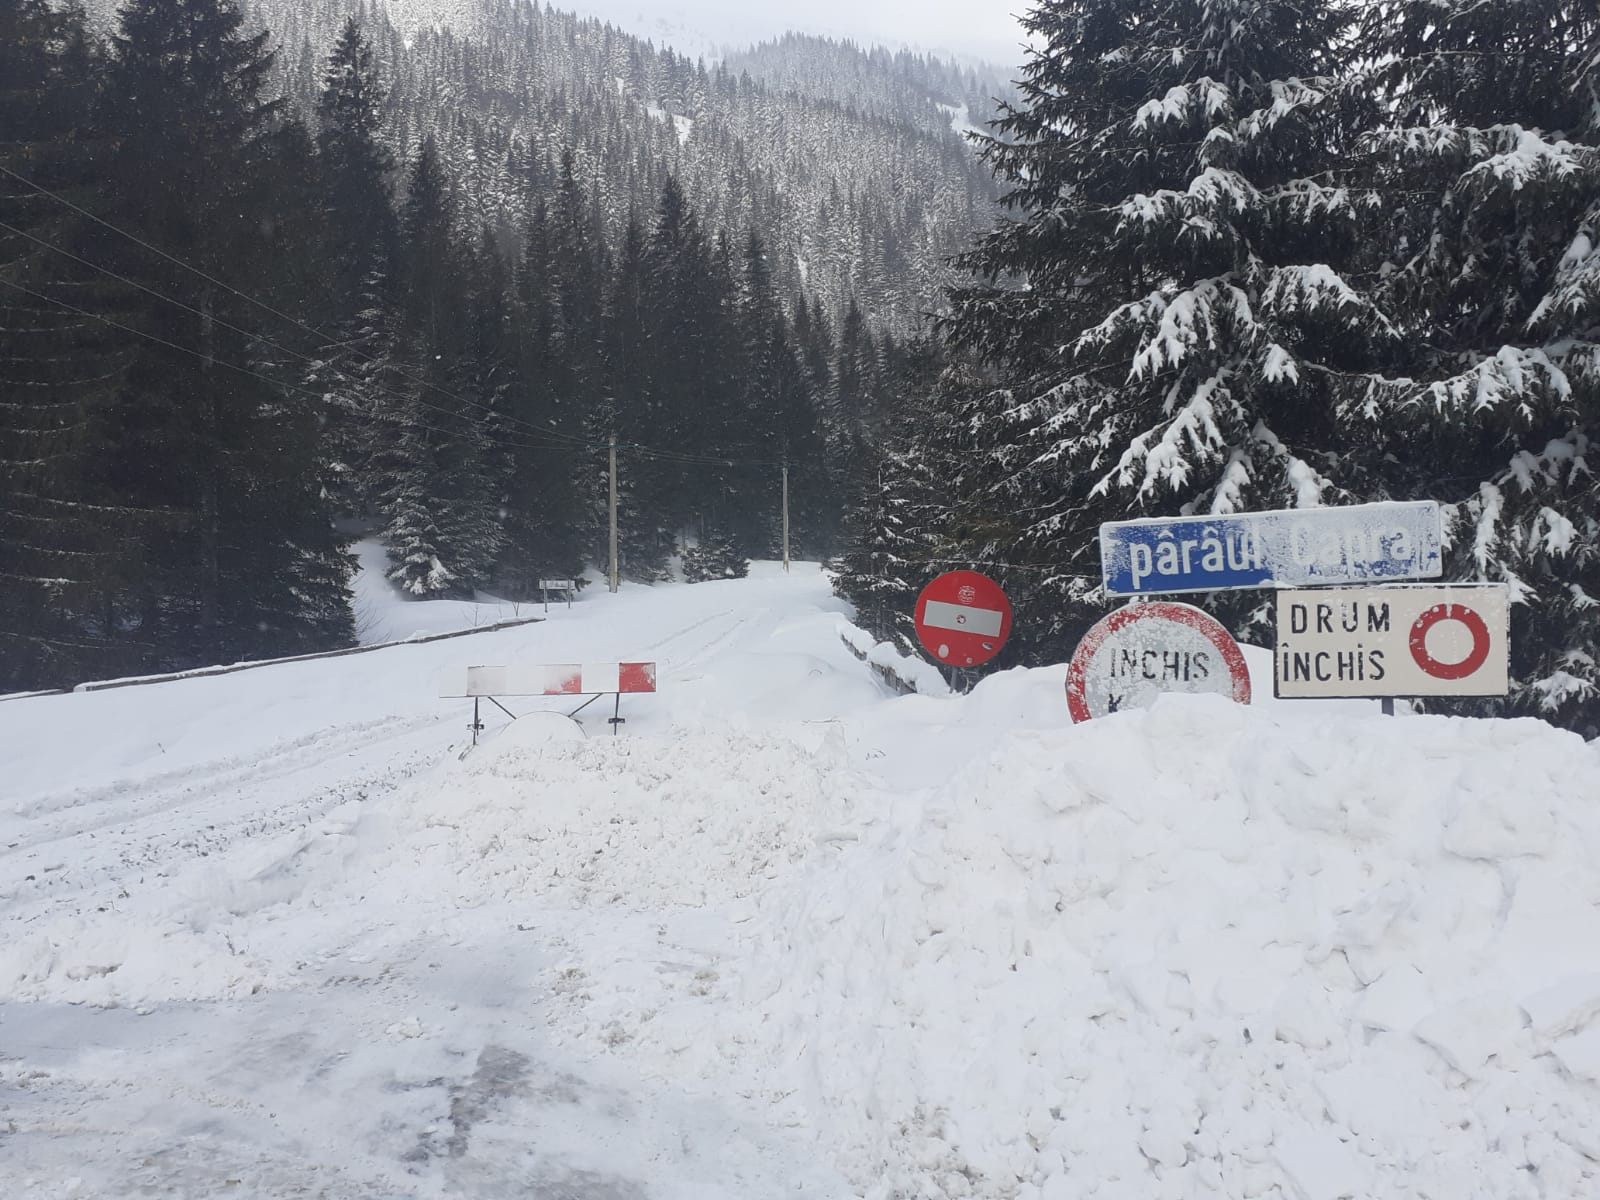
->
[1066,602,1251,723]
[914,571,1013,668]
[1409,603,1493,680]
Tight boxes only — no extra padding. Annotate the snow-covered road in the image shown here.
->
[4,564,1599,1200]
[0,566,869,1198]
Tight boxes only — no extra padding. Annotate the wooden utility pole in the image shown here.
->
[781,460,791,573]
[608,437,619,593]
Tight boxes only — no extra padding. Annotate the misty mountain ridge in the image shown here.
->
[186,0,1011,331]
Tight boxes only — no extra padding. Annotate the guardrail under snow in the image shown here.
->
[1,615,546,701]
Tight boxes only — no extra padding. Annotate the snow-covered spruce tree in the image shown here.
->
[308,16,397,517]
[377,136,503,598]
[681,531,750,582]
[101,0,355,666]
[939,0,1392,655]
[833,338,958,653]
[632,176,730,577]
[1351,0,1600,732]
[497,194,594,598]
[0,0,149,689]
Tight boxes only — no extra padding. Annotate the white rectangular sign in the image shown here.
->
[1274,585,1509,699]
[539,579,576,591]
[920,599,1006,638]
[441,664,582,697]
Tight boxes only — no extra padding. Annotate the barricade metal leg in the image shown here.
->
[608,692,624,735]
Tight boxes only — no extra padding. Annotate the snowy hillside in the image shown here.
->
[3,569,1598,1197]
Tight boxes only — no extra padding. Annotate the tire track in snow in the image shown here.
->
[645,606,772,680]
[0,716,454,925]
[9,711,443,829]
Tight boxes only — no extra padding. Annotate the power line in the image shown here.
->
[866,554,1100,579]
[1,274,815,478]
[622,442,786,468]
[0,275,579,456]
[0,161,824,468]
[0,213,610,455]
[0,162,600,450]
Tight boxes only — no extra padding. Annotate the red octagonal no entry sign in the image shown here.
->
[913,571,1013,668]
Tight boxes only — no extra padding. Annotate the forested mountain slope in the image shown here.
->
[210,0,1007,330]
[8,0,997,694]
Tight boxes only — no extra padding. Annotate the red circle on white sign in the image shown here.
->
[1066,602,1251,723]
[1409,603,1492,680]
[914,571,1013,667]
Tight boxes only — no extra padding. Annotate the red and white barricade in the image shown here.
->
[441,661,656,741]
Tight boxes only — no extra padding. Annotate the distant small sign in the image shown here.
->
[1066,602,1251,722]
[539,579,576,592]
[1100,502,1443,596]
[1273,585,1509,699]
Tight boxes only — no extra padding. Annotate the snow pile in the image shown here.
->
[0,916,276,1006]
[391,717,861,911]
[738,695,1600,1199]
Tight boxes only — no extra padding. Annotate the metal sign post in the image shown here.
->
[538,579,575,614]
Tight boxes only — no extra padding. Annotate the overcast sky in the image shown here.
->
[563,0,1030,69]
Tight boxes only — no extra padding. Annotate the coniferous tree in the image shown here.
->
[316,17,395,305]
[928,0,1387,654]
[632,175,721,576]
[309,15,396,515]
[494,193,593,596]
[739,231,829,555]
[378,135,501,597]
[833,337,961,648]
[100,0,354,666]
[0,0,143,689]
[1351,0,1600,730]
[682,530,750,581]
[600,210,664,578]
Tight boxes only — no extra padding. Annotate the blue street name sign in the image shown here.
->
[1100,502,1444,596]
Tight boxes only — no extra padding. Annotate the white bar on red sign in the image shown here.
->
[921,599,1005,638]
[461,665,508,696]
[514,664,583,695]
[583,663,621,693]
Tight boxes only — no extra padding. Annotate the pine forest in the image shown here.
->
[3,0,988,691]
[4,0,1600,739]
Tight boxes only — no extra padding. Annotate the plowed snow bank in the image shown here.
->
[732,693,1600,1198]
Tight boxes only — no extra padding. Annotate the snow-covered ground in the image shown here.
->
[351,539,548,645]
[3,564,1598,1198]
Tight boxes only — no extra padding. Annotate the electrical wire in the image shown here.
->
[2,164,817,469]
[0,275,583,456]
[0,215,609,455]
[862,554,1099,578]
[0,162,605,450]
